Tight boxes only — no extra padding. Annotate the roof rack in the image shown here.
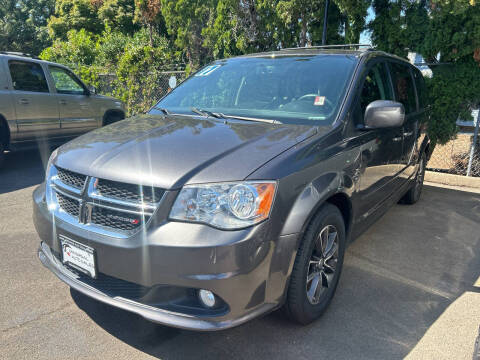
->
[0,51,41,60]
[282,44,374,51]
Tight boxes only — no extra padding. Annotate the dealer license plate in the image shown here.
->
[60,235,96,278]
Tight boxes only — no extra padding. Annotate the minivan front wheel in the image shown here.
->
[401,152,427,205]
[285,203,346,325]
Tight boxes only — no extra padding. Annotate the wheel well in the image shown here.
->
[0,115,10,146]
[326,193,352,237]
[103,109,125,125]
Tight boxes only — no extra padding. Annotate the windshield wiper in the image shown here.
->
[191,107,277,123]
[190,107,224,119]
[152,107,171,116]
[217,114,278,124]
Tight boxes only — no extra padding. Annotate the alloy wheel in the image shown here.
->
[306,225,339,305]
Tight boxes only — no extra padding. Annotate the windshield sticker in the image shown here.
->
[195,65,221,77]
[314,96,325,106]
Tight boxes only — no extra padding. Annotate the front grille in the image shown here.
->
[50,169,162,234]
[56,192,80,218]
[90,206,149,231]
[96,178,164,204]
[56,167,87,190]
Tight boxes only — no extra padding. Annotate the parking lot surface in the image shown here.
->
[1,149,480,360]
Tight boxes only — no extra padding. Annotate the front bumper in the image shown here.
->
[33,184,300,331]
[38,242,276,330]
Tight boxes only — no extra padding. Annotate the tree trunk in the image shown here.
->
[300,14,307,47]
[148,24,154,47]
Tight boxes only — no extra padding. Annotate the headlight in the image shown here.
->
[45,149,58,210]
[169,181,277,229]
[45,148,58,177]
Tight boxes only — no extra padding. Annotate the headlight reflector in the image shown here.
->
[170,181,276,229]
[45,149,58,210]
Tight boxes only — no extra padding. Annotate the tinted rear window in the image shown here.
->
[8,60,49,93]
[413,69,427,110]
[389,62,417,114]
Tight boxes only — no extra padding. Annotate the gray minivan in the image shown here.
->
[34,46,431,331]
[0,52,125,167]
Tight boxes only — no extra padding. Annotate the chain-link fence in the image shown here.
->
[427,130,480,177]
[97,70,187,115]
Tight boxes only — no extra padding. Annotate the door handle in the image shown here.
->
[59,99,67,105]
[392,137,402,142]
[403,131,413,137]
[19,98,29,105]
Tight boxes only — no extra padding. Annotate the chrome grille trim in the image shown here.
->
[54,167,87,194]
[88,178,157,211]
[47,166,164,237]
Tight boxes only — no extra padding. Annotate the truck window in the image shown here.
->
[8,60,49,93]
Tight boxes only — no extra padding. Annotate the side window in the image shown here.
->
[413,69,427,110]
[389,63,417,114]
[8,60,49,93]
[359,62,393,115]
[49,66,85,95]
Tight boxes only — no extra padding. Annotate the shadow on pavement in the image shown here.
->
[71,185,480,360]
[0,146,53,194]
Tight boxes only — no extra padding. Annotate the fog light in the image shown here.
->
[198,289,216,308]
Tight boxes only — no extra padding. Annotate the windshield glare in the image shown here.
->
[151,55,358,125]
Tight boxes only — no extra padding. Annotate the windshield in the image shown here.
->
[150,54,358,125]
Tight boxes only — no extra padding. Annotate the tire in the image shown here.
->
[103,112,124,126]
[285,203,346,325]
[401,151,427,205]
[0,129,6,169]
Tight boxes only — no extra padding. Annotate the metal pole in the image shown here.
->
[322,0,330,45]
[467,109,480,177]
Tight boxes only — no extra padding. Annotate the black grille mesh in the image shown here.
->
[56,192,80,218]
[96,179,164,204]
[56,167,86,190]
[90,206,149,231]
[73,269,150,299]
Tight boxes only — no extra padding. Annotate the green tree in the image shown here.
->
[40,28,99,66]
[134,0,165,45]
[420,0,480,144]
[48,0,103,40]
[0,0,55,55]
[203,0,284,58]
[161,0,216,68]
[276,0,324,47]
[369,0,406,57]
[97,0,139,34]
[334,0,371,44]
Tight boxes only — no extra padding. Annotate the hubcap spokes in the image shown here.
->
[306,225,339,305]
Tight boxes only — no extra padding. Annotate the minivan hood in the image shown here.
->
[54,114,319,189]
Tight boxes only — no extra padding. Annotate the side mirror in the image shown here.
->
[364,100,405,129]
[87,85,97,95]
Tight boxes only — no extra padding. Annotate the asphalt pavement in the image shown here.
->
[1,148,480,360]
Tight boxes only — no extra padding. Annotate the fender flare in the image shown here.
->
[280,172,352,237]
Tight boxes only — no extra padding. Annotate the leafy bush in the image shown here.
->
[40,29,99,67]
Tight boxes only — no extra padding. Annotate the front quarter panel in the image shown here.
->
[248,127,360,237]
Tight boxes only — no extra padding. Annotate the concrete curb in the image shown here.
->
[425,170,480,189]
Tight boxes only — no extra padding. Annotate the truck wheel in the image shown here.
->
[0,131,6,168]
[285,203,346,325]
[401,152,427,205]
[103,112,124,126]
